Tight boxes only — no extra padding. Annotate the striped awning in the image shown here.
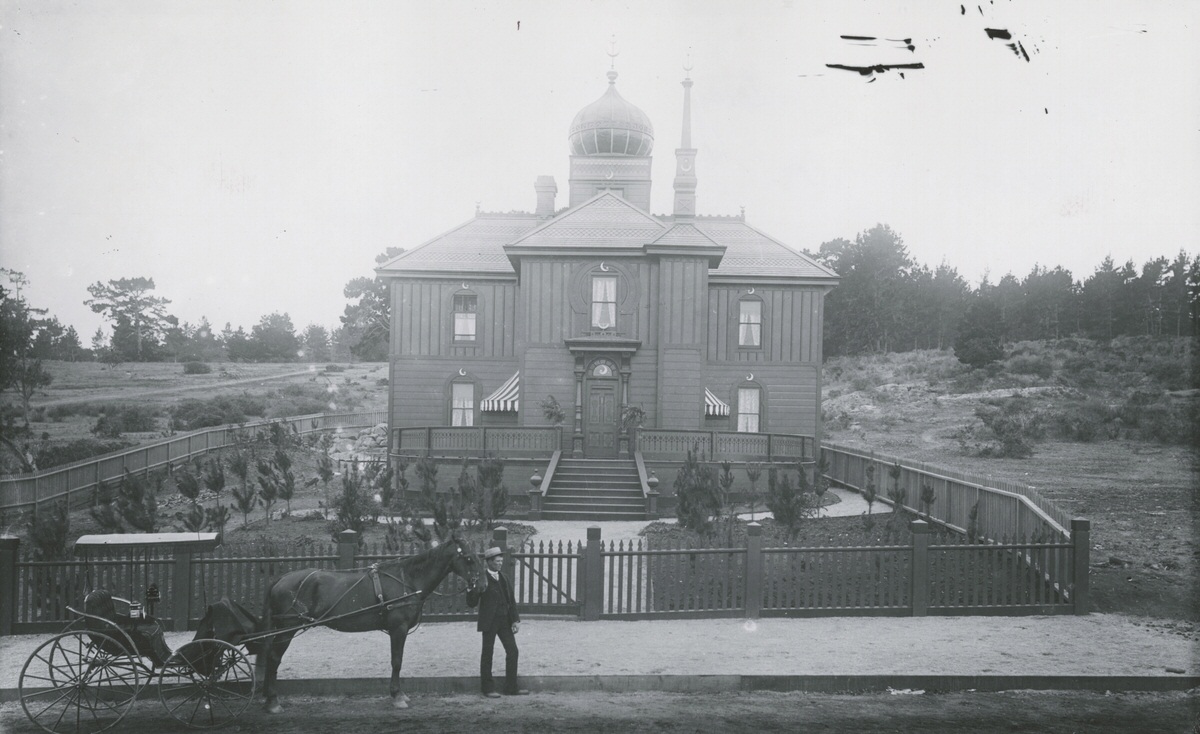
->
[481,372,520,412]
[704,387,730,417]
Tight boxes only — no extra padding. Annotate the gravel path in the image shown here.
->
[2,613,1192,691]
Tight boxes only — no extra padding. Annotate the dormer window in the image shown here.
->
[453,294,477,342]
[738,299,762,347]
[591,276,617,331]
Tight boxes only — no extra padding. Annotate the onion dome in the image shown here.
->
[568,70,654,156]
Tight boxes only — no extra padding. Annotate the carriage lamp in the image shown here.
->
[145,582,161,617]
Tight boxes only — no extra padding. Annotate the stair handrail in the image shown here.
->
[634,451,660,520]
[537,450,561,497]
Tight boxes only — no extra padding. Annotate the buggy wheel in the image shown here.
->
[19,631,141,734]
[158,639,255,728]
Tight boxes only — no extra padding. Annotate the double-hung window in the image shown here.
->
[451,382,474,426]
[453,294,477,342]
[738,300,762,347]
[737,387,760,433]
[591,276,617,331]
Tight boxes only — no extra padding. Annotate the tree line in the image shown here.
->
[811,224,1199,358]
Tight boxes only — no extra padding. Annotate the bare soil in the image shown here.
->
[2,690,1196,734]
[821,351,1198,626]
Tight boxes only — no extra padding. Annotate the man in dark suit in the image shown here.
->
[467,546,529,697]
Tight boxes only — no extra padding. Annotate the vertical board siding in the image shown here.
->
[707,286,822,363]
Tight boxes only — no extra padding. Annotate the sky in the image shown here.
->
[1,0,1197,341]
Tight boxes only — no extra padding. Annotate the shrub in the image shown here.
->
[969,398,1044,458]
[90,404,159,437]
[324,364,345,372]
[35,439,132,470]
[674,447,719,535]
[25,499,70,560]
[46,404,76,422]
[183,361,212,375]
[170,395,268,430]
[765,466,817,541]
[1049,399,1120,442]
[1007,354,1054,379]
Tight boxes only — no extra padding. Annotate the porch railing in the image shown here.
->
[634,429,814,463]
[392,426,562,459]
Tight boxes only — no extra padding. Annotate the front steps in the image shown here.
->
[539,458,647,521]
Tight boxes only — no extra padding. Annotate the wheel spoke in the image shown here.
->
[27,686,75,719]
[166,687,204,717]
[210,682,254,702]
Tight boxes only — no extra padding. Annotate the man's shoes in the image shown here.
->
[504,689,530,696]
[483,691,502,698]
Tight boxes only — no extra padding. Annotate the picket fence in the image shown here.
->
[1,520,1089,636]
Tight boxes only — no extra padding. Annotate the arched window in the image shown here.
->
[738,298,762,347]
[591,275,618,331]
[736,386,761,433]
[451,381,475,426]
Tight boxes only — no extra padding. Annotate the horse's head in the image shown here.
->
[447,537,482,592]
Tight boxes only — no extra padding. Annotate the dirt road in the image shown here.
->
[2,690,1195,733]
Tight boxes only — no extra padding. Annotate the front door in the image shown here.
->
[584,381,618,458]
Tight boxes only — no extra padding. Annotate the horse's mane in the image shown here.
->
[378,537,461,580]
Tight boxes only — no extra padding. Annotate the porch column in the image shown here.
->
[572,358,584,457]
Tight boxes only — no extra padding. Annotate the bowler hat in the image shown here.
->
[483,546,505,560]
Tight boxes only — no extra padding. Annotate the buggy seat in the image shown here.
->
[83,589,172,668]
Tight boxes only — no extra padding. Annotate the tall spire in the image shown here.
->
[672,53,697,221]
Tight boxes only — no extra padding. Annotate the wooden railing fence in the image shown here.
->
[0,411,387,514]
[819,441,1072,542]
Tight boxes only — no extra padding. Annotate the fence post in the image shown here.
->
[910,520,930,617]
[491,526,509,553]
[745,523,762,619]
[0,536,19,636]
[172,550,193,632]
[1071,518,1090,615]
[338,530,359,570]
[582,526,602,621]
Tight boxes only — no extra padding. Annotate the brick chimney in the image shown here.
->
[534,175,558,219]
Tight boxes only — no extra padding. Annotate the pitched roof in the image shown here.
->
[377,194,837,282]
[508,192,666,249]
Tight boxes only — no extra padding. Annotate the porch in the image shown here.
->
[390,426,816,521]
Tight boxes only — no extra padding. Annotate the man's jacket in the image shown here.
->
[467,571,519,633]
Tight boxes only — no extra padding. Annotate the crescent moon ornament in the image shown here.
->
[746,373,754,381]
[747,287,755,295]
[605,168,614,180]
[459,368,467,376]
[600,262,610,272]
[461,282,468,290]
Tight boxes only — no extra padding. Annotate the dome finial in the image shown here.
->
[606,35,619,83]
[683,48,693,80]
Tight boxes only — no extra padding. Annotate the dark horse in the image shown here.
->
[256,537,481,712]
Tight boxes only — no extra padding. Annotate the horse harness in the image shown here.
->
[283,563,425,631]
